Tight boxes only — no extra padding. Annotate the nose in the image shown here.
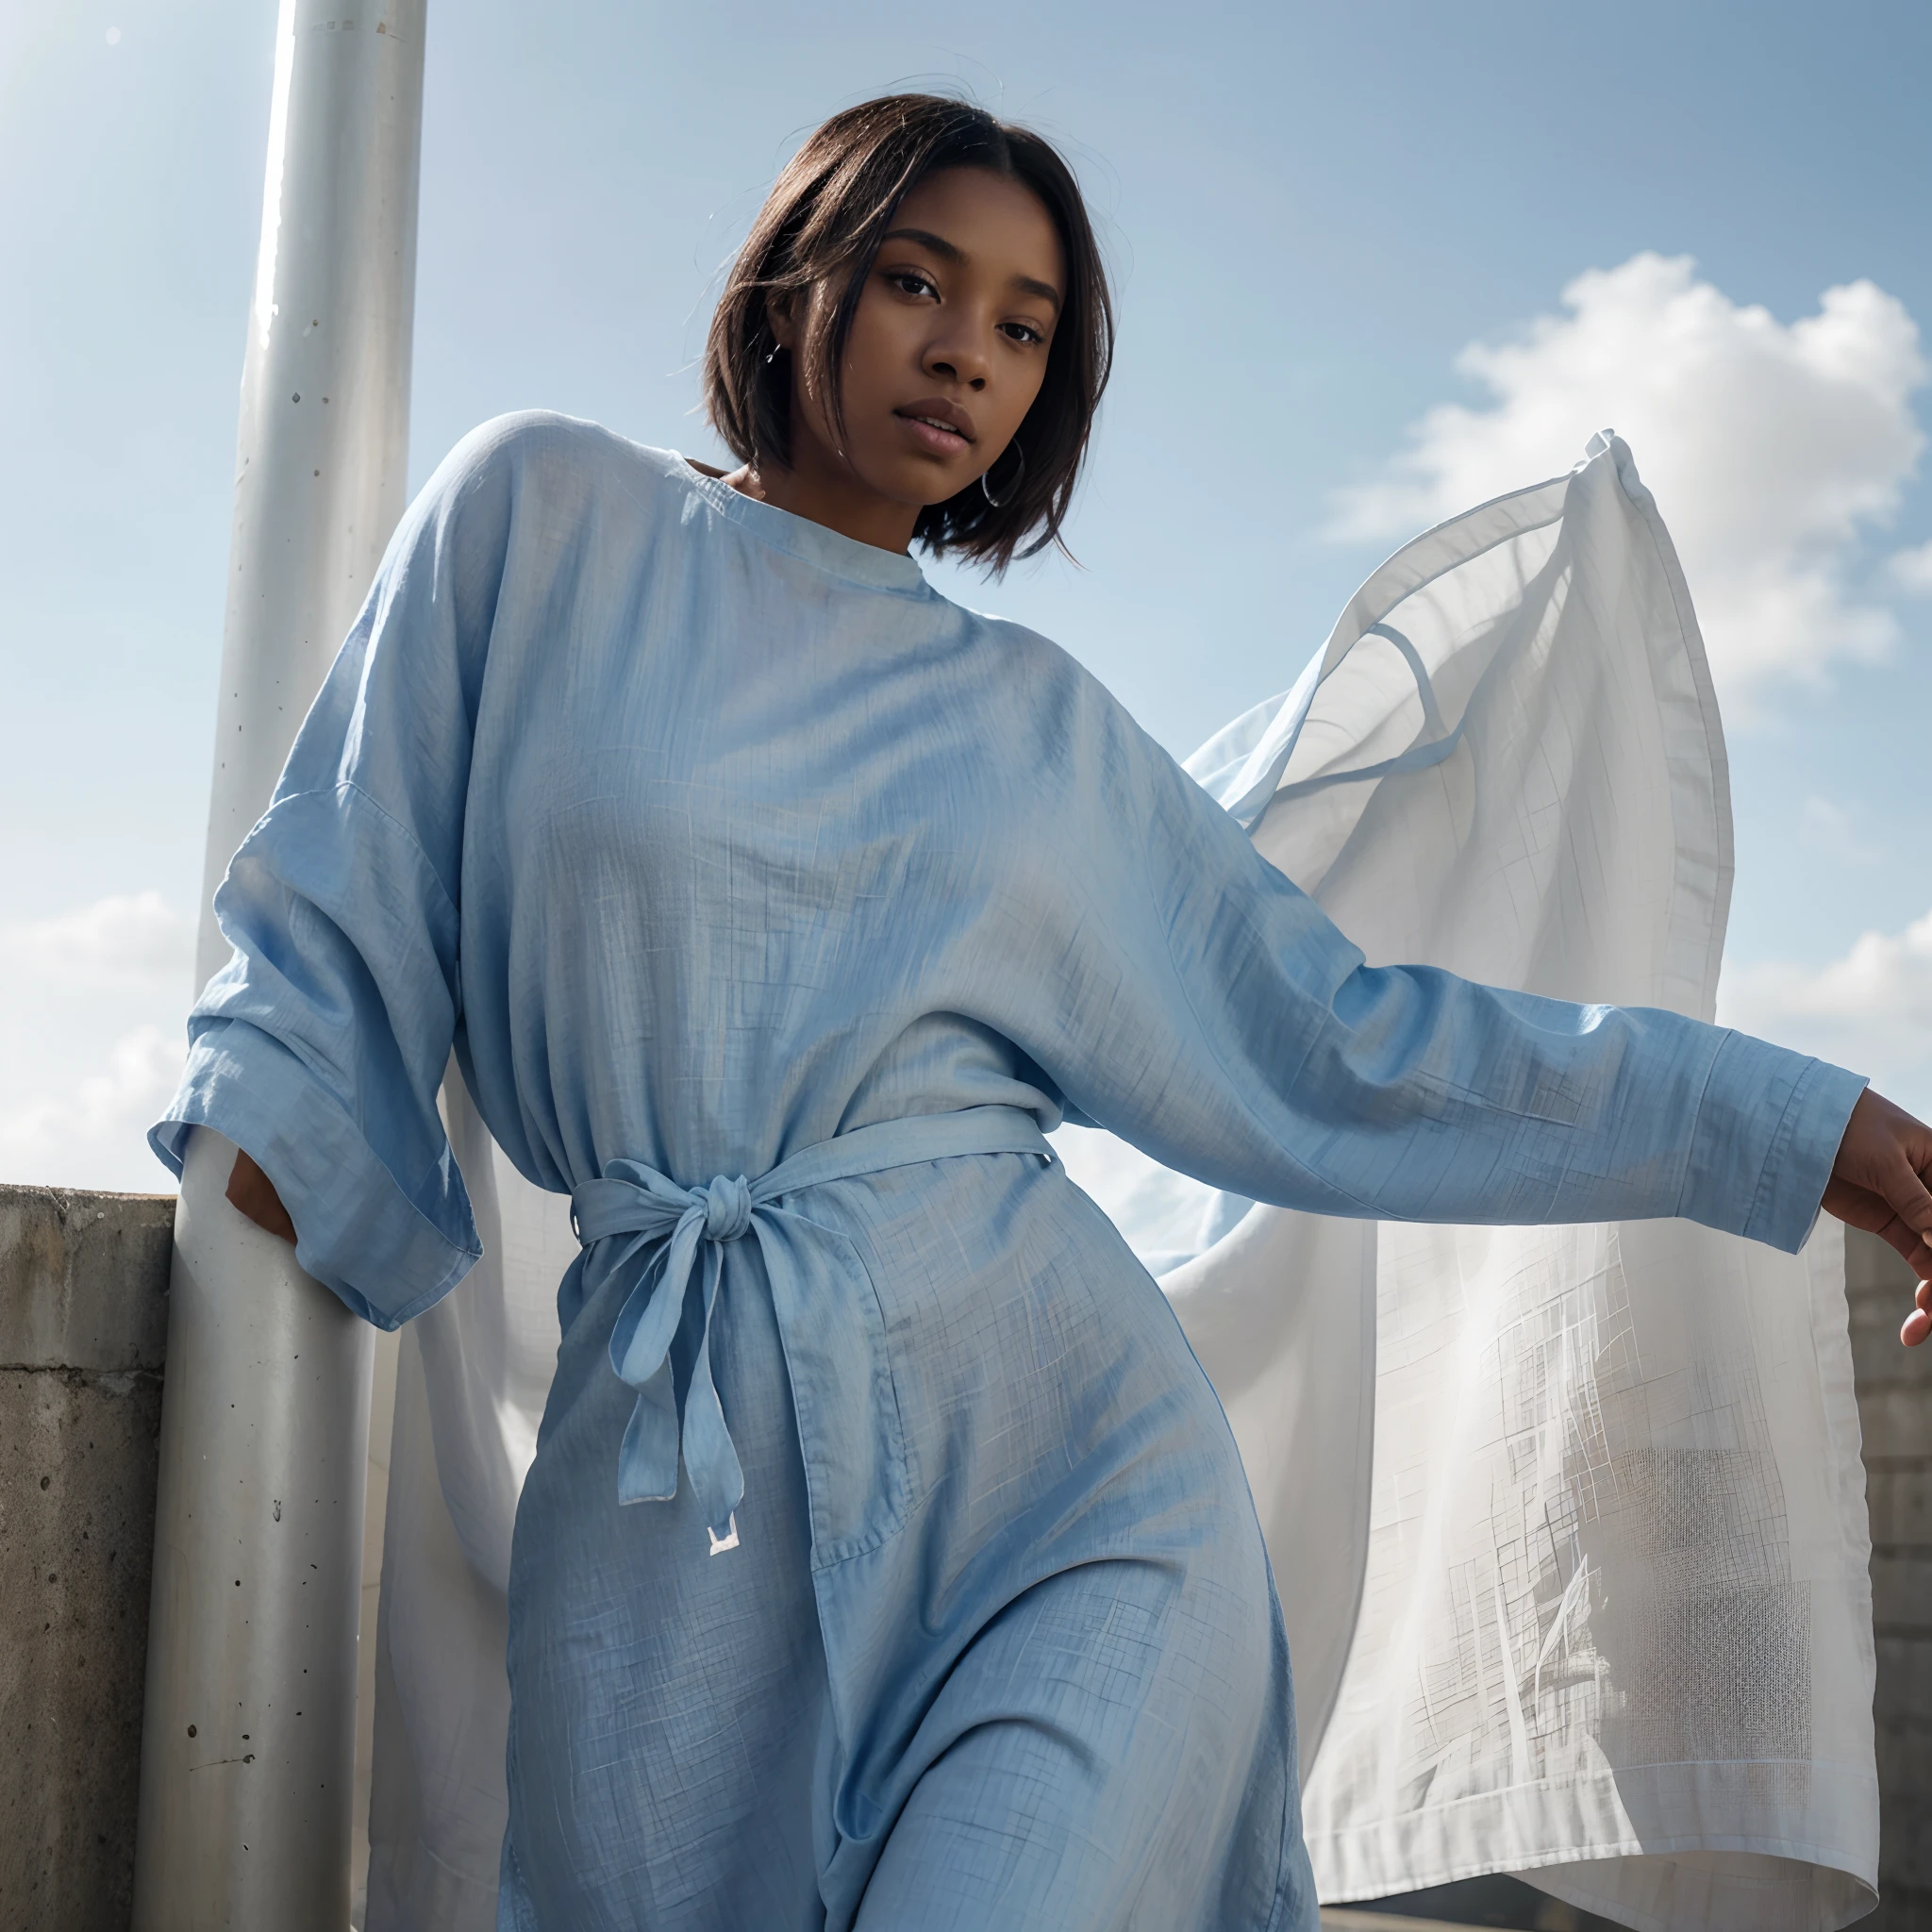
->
[924,328,991,392]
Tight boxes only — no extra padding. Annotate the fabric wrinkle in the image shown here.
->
[574,1108,1056,1544]
[149,416,1878,1932]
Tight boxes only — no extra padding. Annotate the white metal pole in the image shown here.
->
[133,3,426,1924]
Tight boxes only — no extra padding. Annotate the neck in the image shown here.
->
[722,441,920,557]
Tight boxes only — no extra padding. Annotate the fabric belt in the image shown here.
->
[569,1105,1055,1550]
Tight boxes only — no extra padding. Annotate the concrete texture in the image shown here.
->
[0,1184,173,1932]
[1848,1224,1932,1932]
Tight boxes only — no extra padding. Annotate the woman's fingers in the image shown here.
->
[1820,1175,1932,1270]
[1825,1089,1932,1346]
[1865,1105,1932,1253]
[225,1147,298,1245]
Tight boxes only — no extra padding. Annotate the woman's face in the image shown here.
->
[774,167,1066,519]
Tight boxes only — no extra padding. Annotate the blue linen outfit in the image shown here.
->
[152,413,1866,1932]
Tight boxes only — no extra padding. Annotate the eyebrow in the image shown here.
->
[879,226,1063,315]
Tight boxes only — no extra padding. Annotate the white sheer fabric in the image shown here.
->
[364,1087,573,1932]
[365,435,1877,1932]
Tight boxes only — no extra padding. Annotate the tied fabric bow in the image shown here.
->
[567,1107,1058,1555]
[572,1162,761,1553]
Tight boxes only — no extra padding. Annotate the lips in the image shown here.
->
[894,398,976,447]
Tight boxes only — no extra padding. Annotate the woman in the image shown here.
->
[153,95,1932,1931]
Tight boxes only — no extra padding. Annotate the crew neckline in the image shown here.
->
[673,456,930,595]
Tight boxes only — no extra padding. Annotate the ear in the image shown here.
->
[767,291,800,354]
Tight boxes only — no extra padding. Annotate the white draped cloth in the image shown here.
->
[364,435,1877,1932]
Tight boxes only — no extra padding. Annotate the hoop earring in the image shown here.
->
[980,439,1024,509]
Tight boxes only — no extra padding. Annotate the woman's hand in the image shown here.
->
[1823,1089,1932,1345]
[225,1147,297,1246]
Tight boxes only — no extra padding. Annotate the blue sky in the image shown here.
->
[3,0,1929,1186]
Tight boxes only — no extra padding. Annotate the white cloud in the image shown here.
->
[1719,908,1932,1120]
[1890,539,1932,594]
[0,1025,187,1192]
[1330,254,1927,702]
[0,888,193,990]
[0,891,194,1192]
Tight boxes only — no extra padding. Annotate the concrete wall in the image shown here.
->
[0,1190,1926,1928]
[0,1183,172,1932]
[1848,1225,1932,1931]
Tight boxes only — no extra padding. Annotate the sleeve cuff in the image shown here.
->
[149,1017,481,1329]
[1679,1031,1868,1255]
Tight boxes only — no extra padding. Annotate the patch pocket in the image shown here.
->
[756,1208,913,1569]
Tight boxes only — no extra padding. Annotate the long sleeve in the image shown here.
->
[1008,674,1865,1257]
[151,422,523,1327]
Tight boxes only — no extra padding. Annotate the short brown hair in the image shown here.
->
[704,95,1114,573]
